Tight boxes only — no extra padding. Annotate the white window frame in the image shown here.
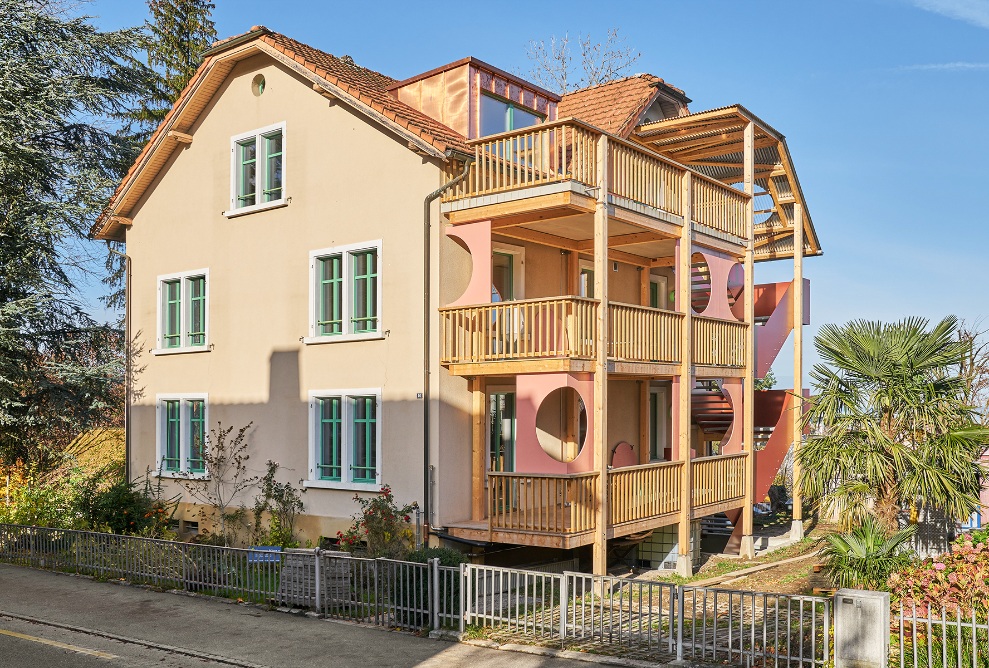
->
[155,393,209,478]
[492,241,525,301]
[305,388,382,491]
[304,240,384,345]
[225,121,287,218]
[578,259,595,298]
[154,268,210,355]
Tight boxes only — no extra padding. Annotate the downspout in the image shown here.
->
[422,152,474,534]
[107,243,132,483]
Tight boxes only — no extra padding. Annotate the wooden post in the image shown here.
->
[640,266,651,307]
[592,134,610,576]
[471,378,486,522]
[790,203,805,539]
[739,121,757,559]
[676,171,694,578]
[567,250,579,296]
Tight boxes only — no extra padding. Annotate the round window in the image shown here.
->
[251,74,266,96]
[536,387,587,463]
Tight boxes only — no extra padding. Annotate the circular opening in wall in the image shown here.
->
[727,262,744,320]
[536,387,587,463]
[251,74,266,96]
[690,252,711,314]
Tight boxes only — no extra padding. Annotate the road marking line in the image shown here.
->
[0,627,118,659]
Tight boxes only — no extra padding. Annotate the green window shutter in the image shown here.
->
[351,250,378,333]
[164,400,181,471]
[187,276,206,346]
[237,139,257,207]
[163,280,181,348]
[317,397,342,481]
[263,131,283,203]
[188,400,206,473]
[317,255,343,335]
[351,396,376,483]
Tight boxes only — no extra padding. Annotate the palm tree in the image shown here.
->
[799,316,989,534]
[819,516,916,589]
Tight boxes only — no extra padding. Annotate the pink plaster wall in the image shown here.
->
[719,378,743,454]
[514,372,595,474]
[445,220,492,307]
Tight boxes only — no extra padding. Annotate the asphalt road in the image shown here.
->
[0,563,582,668]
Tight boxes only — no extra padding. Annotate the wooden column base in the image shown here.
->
[676,553,693,578]
[739,534,756,559]
[790,519,805,541]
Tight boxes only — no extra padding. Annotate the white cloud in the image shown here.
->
[899,61,989,70]
[908,0,989,28]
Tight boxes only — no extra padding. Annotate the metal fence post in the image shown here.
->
[560,572,569,641]
[458,562,467,635]
[314,549,322,613]
[676,585,685,663]
[430,557,440,630]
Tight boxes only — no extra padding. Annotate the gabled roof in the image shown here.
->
[558,74,689,138]
[93,26,469,241]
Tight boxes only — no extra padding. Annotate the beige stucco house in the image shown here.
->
[94,27,821,576]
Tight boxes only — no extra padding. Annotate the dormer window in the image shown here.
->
[480,93,543,137]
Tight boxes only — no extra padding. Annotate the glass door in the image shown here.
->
[489,391,516,516]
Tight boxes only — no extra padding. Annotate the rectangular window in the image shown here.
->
[317,397,342,481]
[479,93,544,137]
[157,270,209,352]
[157,395,208,476]
[309,242,382,341]
[230,123,286,213]
[308,390,381,489]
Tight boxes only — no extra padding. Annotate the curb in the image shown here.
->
[0,608,271,668]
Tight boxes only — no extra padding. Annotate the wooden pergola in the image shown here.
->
[633,105,822,263]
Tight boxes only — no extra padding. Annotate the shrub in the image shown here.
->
[819,515,916,589]
[337,484,417,559]
[251,460,305,548]
[406,546,468,566]
[888,528,989,614]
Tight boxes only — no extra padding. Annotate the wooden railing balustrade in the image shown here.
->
[690,176,748,239]
[609,303,683,364]
[439,296,598,365]
[608,461,682,527]
[691,453,747,509]
[608,138,682,216]
[692,316,748,367]
[488,471,598,535]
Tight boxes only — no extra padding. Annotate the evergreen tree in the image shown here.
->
[122,0,217,142]
[0,0,149,472]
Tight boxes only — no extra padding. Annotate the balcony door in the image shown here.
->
[488,390,516,473]
[648,386,670,462]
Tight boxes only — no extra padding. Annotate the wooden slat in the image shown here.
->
[607,461,683,526]
[691,316,748,367]
[690,453,747,509]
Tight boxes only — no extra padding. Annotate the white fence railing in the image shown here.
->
[0,523,839,666]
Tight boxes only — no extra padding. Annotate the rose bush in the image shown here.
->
[888,529,989,614]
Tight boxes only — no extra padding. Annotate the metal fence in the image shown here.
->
[892,603,989,668]
[0,523,837,667]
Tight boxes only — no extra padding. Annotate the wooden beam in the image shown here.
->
[675,169,694,578]
[471,378,486,522]
[791,202,805,538]
[574,231,665,251]
[651,256,676,268]
[592,134,610,577]
[110,216,133,227]
[166,130,192,144]
[670,136,777,162]
[740,121,756,560]
[496,227,580,251]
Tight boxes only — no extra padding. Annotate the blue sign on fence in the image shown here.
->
[247,546,283,563]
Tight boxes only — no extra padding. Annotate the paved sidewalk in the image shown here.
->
[0,564,582,668]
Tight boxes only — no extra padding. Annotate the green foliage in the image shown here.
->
[0,1,151,473]
[76,465,178,538]
[819,516,916,589]
[251,460,305,548]
[755,369,778,390]
[798,316,989,533]
[0,465,88,528]
[337,485,417,559]
[888,529,989,613]
[406,546,468,567]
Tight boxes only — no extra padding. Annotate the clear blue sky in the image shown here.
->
[79,0,989,386]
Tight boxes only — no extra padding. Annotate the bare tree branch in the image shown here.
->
[524,28,641,94]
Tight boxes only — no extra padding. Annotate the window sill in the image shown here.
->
[223,198,288,218]
[157,471,209,480]
[303,332,385,346]
[303,479,380,492]
[152,346,211,356]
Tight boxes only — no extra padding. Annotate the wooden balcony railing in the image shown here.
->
[488,471,598,535]
[608,138,682,216]
[442,119,751,241]
[691,453,747,510]
[608,460,682,527]
[439,296,598,365]
[691,176,748,239]
[609,302,683,364]
[692,316,748,367]
[442,120,599,201]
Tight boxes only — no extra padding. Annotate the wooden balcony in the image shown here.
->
[440,119,749,246]
[443,456,746,549]
[440,296,746,376]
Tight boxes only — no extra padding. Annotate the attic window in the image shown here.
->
[252,74,265,96]
[480,92,543,137]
